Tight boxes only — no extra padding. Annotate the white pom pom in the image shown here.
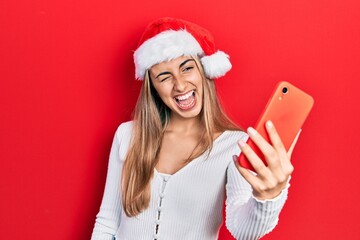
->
[200,51,232,79]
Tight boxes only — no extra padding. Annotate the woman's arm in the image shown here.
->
[226,121,299,239]
[91,127,124,240]
[225,160,289,239]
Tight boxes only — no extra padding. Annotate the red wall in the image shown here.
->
[1,0,359,239]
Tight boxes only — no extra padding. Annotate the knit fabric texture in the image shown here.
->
[91,121,289,240]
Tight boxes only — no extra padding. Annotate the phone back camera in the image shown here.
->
[282,87,288,94]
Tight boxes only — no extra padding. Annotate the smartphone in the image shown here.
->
[238,81,314,171]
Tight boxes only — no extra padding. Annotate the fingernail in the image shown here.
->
[238,140,246,147]
[247,127,257,136]
[266,120,273,129]
[232,155,239,165]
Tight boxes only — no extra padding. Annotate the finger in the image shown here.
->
[247,126,281,168]
[233,155,260,186]
[265,121,287,160]
[287,129,302,159]
[238,140,269,176]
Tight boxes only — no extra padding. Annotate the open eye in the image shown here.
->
[182,66,194,72]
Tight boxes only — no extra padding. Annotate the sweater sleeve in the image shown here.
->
[225,160,290,240]
[91,126,124,240]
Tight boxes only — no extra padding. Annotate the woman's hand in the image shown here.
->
[233,120,301,200]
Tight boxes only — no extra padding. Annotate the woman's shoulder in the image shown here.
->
[218,129,249,145]
[224,129,248,139]
[117,120,134,131]
[115,120,135,141]
[113,121,135,158]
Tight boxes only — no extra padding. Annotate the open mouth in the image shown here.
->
[174,90,196,110]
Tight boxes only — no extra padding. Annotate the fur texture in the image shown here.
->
[200,51,232,79]
[134,30,232,80]
[134,30,203,80]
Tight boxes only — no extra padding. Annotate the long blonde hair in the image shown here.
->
[121,57,239,217]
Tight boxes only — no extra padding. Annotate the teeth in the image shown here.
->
[175,91,194,101]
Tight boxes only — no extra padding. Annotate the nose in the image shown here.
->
[173,74,187,92]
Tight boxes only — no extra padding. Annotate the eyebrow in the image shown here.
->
[155,59,195,79]
[179,59,195,68]
[156,71,171,79]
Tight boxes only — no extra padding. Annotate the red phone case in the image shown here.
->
[238,81,314,171]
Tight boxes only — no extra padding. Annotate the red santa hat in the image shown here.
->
[134,17,232,80]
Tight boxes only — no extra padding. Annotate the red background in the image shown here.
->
[1,0,359,239]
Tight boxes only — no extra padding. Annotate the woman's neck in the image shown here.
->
[167,115,202,135]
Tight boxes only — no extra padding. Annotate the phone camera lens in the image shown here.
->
[282,87,288,94]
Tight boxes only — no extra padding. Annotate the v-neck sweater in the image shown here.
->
[91,121,290,240]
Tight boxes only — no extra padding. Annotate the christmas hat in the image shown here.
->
[134,17,232,80]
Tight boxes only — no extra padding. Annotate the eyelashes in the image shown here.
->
[160,76,170,82]
[183,66,194,72]
[159,65,195,82]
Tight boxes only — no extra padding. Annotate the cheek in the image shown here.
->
[190,70,203,84]
[192,73,204,92]
[153,84,173,100]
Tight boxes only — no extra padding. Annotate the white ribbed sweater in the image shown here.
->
[91,121,289,240]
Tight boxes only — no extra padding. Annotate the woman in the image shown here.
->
[91,17,298,240]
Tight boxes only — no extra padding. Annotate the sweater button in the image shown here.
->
[159,193,165,198]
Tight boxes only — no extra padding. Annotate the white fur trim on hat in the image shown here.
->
[134,30,204,80]
[200,51,232,79]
